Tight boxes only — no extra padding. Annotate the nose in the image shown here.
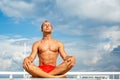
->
[46,24,50,28]
[46,26,48,28]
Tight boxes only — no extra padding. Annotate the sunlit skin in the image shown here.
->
[23,20,76,78]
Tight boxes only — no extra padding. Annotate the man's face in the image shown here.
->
[41,21,53,33]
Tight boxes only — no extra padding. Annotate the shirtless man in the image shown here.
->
[23,20,76,78]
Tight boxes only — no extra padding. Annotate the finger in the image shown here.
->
[67,59,75,68]
[23,62,26,68]
[67,58,71,62]
[23,63,28,70]
[68,61,73,68]
[65,56,71,60]
[65,60,71,68]
[25,63,30,70]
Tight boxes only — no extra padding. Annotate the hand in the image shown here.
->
[23,57,31,70]
[65,56,76,68]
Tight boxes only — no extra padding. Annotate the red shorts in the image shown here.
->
[38,65,56,73]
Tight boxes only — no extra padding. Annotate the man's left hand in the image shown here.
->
[65,56,76,68]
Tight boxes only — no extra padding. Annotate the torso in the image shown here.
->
[37,39,60,66]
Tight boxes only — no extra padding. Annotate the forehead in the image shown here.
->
[43,21,51,25]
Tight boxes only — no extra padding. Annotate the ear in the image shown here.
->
[41,28,43,32]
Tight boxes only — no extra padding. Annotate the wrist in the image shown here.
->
[64,55,70,60]
[26,57,33,62]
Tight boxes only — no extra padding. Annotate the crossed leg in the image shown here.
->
[49,60,73,76]
[24,63,65,78]
[24,60,73,78]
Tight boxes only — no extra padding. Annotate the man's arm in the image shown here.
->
[58,42,76,68]
[27,42,38,62]
[23,42,38,70]
[58,42,68,60]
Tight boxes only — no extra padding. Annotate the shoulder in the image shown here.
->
[55,40,64,47]
[32,40,41,47]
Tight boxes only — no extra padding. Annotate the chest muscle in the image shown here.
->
[38,43,59,52]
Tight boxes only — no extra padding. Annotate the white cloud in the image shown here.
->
[60,25,120,69]
[54,23,85,36]
[0,0,56,20]
[0,0,35,18]
[0,0,120,23]
[103,43,111,51]
[61,24,120,53]
[56,0,120,22]
[52,20,120,69]
[0,35,36,71]
[0,59,12,70]
[99,26,120,52]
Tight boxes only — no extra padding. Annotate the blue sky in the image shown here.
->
[0,0,120,72]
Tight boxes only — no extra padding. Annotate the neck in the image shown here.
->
[42,33,52,40]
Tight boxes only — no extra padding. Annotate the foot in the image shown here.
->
[54,75,67,78]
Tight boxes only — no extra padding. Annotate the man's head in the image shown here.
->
[41,20,53,33]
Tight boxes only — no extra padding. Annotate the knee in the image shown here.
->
[66,56,76,68]
[71,56,76,66]
[23,63,34,72]
[72,56,76,64]
[71,56,76,60]
[23,64,27,71]
[28,64,35,71]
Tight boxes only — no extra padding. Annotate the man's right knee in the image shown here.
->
[57,61,70,71]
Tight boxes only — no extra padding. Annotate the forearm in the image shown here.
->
[26,56,34,63]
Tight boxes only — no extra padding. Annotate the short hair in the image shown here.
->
[41,20,52,29]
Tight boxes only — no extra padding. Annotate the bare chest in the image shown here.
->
[38,42,59,52]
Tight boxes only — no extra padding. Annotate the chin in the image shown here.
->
[45,31,52,33]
